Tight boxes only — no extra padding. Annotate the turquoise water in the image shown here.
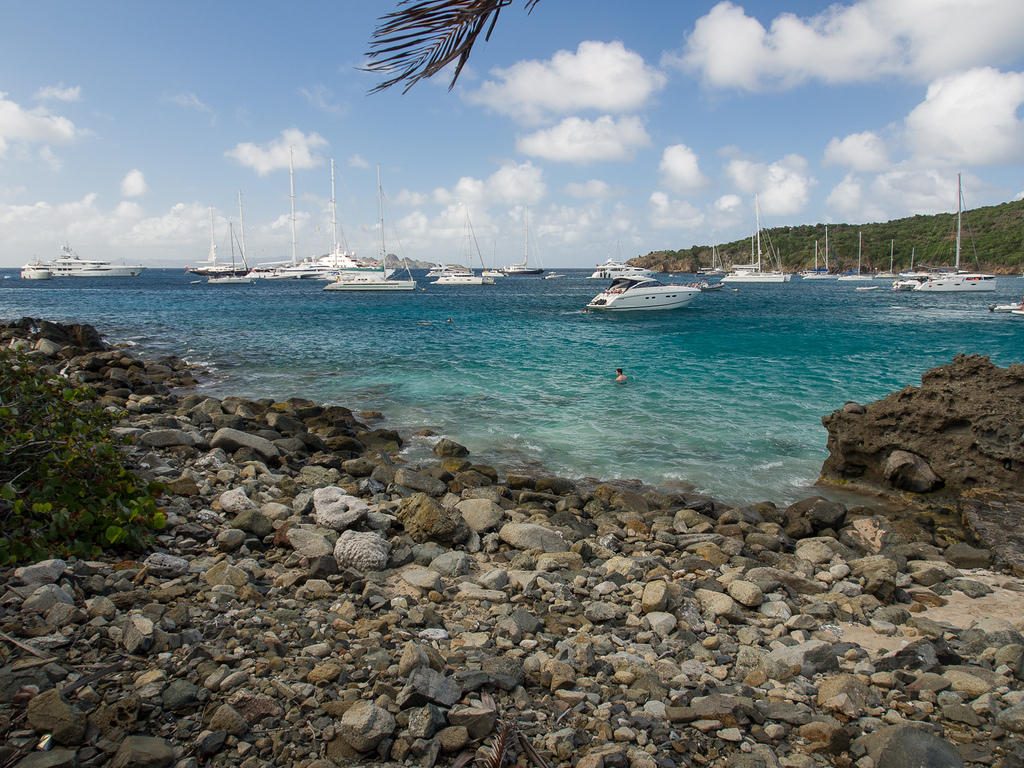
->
[2,269,1022,505]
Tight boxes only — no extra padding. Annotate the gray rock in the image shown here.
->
[456,498,505,532]
[883,450,943,493]
[859,724,963,768]
[15,559,67,586]
[230,507,274,538]
[850,554,898,600]
[210,427,280,460]
[109,735,176,768]
[205,561,249,588]
[407,703,447,739]
[285,528,333,559]
[218,487,257,515]
[22,584,75,614]
[334,530,390,572]
[400,566,442,592]
[209,704,248,736]
[394,467,448,496]
[139,429,196,448]
[162,679,199,711]
[429,551,471,577]
[123,615,155,654]
[997,702,1024,733]
[143,552,190,578]
[433,438,469,457]
[498,522,568,553]
[398,667,463,708]
[12,748,78,768]
[396,493,468,544]
[338,699,396,752]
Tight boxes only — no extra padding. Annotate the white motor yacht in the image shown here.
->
[433,272,494,285]
[20,259,52,280]
[587,259,655,280]
[49,245,145,277]
[586,276,700,312]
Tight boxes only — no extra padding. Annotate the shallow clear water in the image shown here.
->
[2,269,1021,505]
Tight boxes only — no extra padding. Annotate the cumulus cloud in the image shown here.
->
[120,169,147,198]
[675,0,1024,91]
[725,154,814,216]
[824,131,890,171]
[34,84,81,102]
[0,92,79,157]
[565,179,612,199]
[904,67,1024,165]
[348,154,369,169]
[648,191,705,230]
[826,168,964,222]
[714,194,742,213]
[466,41,666,123]
[225,129,328,175]
[659,144,708,193]
[301,84,345,115]
[517,116,650,163]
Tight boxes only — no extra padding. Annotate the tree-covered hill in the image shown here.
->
[633,198,1024,275]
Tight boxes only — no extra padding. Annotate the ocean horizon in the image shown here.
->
[3,268,1022,507]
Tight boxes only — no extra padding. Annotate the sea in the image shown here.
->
[2,268,1022,507]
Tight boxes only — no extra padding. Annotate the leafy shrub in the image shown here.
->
[0,347,165,563]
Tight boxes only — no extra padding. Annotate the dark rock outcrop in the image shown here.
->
[819,354,1024,498]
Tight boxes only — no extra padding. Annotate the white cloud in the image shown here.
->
[648,191,705,230]
[725,154,814,216]
[826,168,963,222]
[225,129,328,176]
[659,144,708,193]
[348,154,369,169]
[485,162,546,205]
[120,169,147,198]
[0,92,78,157]
[904,67,1024,165]
[714,194,742,213]
[165,92,213,115]
[824,131,889,171]
[565,179,612,199]
[38,146,62,172]
[34,84,81,102]
[675,0,1024,91]
[301,84,345,115]
[466,41,666,123]
[517,116,650,163]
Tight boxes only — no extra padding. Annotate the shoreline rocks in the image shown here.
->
[2,318,1023,768]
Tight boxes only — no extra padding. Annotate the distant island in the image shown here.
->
[633,197,1024,275]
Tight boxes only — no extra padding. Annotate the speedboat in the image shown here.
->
[49,244,145,277]
[587,259,654,280]
[20,259,52,280]
[990,301,1023,313]
[543,272,566,280]
[586,276,700,312]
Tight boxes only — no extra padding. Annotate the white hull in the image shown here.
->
[324,278,416,291]
[587,277,700,311]
[721,271,791,283]
[836,274,873,282]
[432,274,494,285]
[588,260,655,280]
[913,273,997,292]
[990,302,1022,312]
[20,266,52,280]
[207,276,255,285]
[799,271,835,280]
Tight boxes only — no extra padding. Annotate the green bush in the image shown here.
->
[0,347,165,563]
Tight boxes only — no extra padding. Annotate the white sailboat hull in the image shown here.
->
[432,274,495,285]
[721,271,791,283]
[913,274,997,292]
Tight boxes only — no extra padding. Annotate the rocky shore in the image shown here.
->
[1,318,1023,768]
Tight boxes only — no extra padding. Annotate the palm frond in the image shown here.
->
[365,0,541,93]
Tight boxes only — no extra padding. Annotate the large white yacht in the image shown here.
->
[20,259,52,280]
[48,245,145,277]
[587,259,655,280]
[586,276,700,312]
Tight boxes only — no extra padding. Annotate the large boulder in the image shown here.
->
[819,354,1024,498]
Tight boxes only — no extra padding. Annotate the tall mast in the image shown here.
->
[754,194,762,272]
[857,230,862,274]
[237,190,247,263]
[814,240,818,270]
[208,207,217,263]
[330,158,338,257]
[377,164,385,266]
[889,239,893,272]
[289,147,297,266]
[955,172,962,270]
[229,221,236,270]
[523,206,529,265]
[824,225,829,270]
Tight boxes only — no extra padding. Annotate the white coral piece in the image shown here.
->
[334,530,390,572]
[313,486,370,531]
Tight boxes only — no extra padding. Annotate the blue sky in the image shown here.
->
[2,0,1024,268]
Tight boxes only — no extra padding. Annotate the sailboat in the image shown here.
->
[721,195,791,283]
[500,207,544,275]
[913,174,996,292]
[873,240,898,279]
[433,209,495,285]
[698,244,726,276]
[208,219,254,284]
[800,227,835,279]
[838,231,872,281]
[324,166,416,292]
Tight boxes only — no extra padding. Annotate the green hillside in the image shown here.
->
[633,198,1024,275]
